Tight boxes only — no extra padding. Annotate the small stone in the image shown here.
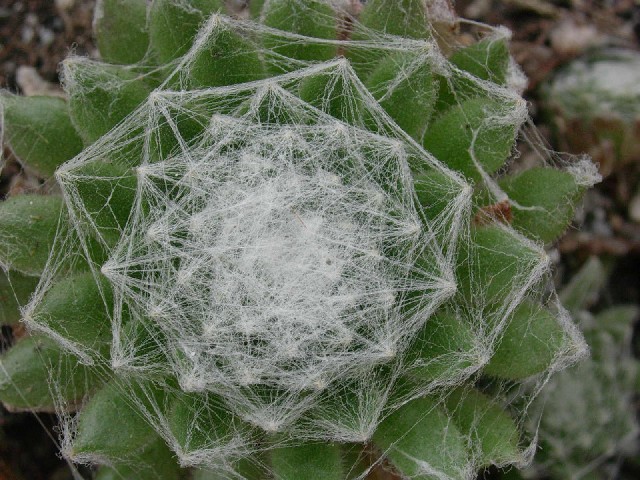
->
[20,26,34,44]
[550,19,601,57]
[38,27,55,46]
[16,66,65,97]
[55,0,76,12]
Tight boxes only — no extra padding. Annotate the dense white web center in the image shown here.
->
[99,102,450,399]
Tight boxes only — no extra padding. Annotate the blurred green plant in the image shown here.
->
[543,48,640,177]
[505,257,639,480]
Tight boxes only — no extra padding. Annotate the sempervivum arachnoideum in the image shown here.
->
[0,1,599,479]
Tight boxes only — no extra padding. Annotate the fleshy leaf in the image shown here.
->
[94,437,181,480]
[193,458,268,480]
[0,269,39,325]
[435,37,510,111]
[68,159,138,247]
[450,38,510,85]
[262,0,338,69]
[457,225,542,306]
[484,300,566,380]
[413,168,467,230]
[168,391,237,456]
[358,0,430,39]
[29,271,113,355]
[423,98,517,182]
[373,396,470,479]
[405,309,479,384]
[0,95,83,178]
[0,195,62,276]
[186,23,266,88]
[0,334,100,410]
[71,381,164,460]
[63,59,153,144]
[94,0,150,65]
[500,167,584,243]
[444,388,521,466]
[298,64,367,125]
[270,441,344,480]
[149,0,225,62]
[365,52,437,140]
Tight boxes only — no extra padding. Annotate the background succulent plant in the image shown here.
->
[542,48,640,177]
[508,257,640,480]
[0,1,600,479]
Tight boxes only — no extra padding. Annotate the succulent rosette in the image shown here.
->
[0,1,599,479]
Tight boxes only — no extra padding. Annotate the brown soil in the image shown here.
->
[0,0,95,92]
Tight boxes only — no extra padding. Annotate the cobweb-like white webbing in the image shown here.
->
[55,60,461,435]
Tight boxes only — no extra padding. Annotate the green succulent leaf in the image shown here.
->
[298,65,367,125]
[405,309,479,384]
[0,195,62,276]
[358,0,430,39]
[0,269,39,325]
[64,59,153,144]
[423,98,517,182]
[499,167,584,243]
[262,0,338,69]
[94,437,181,480]
[193,458,268,480]
[143,94,221,161]
[236,85,308,125]
[69,159,138,247]
[270,441,344,480]
[29,271,113,355]
[94,0,150,65]
[450,38,510,86]
[71,380,165,460]
[484,300,567,380]
[457,225,542,306]
[168,391,237,455]
[373,396,470,479]
[558,256,607,315]
[0,334,100,410]
[413,168,467,231]
[186,24,266,88]
[0,95,83,178]
[364,52,436,140]
[435,38,510,112]
[444,388,521,467]
[149,0,226,62]
[304,368,392,439]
